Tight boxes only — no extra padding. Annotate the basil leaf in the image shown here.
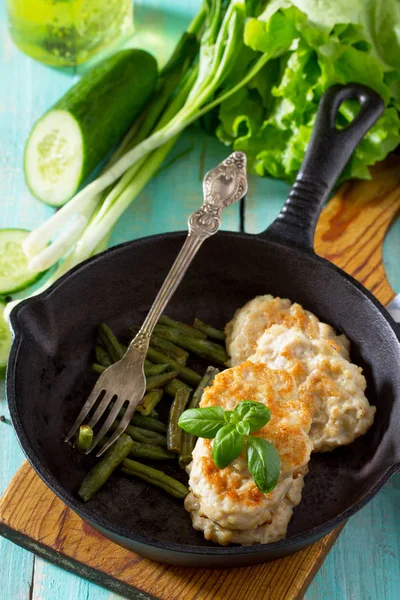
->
[246,436,280,493]
[178,406,225,438]
[212,424,244,469]
[235,400,271,432]
[236,420,250,436]
[224,410,235,424]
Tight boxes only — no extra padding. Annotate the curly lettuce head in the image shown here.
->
[215,0,400,182]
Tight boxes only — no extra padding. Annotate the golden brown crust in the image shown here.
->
[200,361,312,474]
[225,295,350,366]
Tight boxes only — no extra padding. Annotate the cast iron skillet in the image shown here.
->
[7,84,400,567]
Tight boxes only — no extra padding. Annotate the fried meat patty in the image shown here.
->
[226,295,350,366]
[186,362,312,534]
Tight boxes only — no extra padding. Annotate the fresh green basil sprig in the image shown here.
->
[178,400,280,493]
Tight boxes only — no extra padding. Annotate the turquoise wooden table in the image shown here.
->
[1,1,399,598]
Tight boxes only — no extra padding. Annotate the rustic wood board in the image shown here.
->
[0,156,399,600]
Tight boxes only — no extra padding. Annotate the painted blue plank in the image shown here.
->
[0,0,77,596]
[32,558,114,600]
[383,219,400,294]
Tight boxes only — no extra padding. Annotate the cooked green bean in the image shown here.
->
[102,438,174,460]
[168,388,190,453]
[124,425,166,447]
[109,421,167,446]
[190,366,219,408]
[150,333,189,365]
[136,390,164,418]
[164,378,192,398]
[114,403,166,433]
[146,370,179,392]
[78,434,134,502]
[130,326,189,365]
[144,359,160,376]
[179,366,219,468]
[158,315,206,339]
[92,363,105,374]
[193,318,225,342]
[76,425,94,452]
[147,347,201,386]
[153,325,228,365]
[99,324,124,363]
[129,441,175,460]
[144,363,170,377]
[95,345,112,368]
[121,458,188,498]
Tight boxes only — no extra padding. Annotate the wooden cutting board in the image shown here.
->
[0,157,399,600]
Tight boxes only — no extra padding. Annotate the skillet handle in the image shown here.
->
[264,84,384,249]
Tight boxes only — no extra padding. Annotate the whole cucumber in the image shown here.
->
[25,49,158,207]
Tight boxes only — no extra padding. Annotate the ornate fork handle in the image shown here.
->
[127,152,248,357]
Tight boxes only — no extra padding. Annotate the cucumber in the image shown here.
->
[25,49,158,207]
[0,300,11,370]
[0,229,43,294]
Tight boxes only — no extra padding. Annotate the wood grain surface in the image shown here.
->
[0,463,343,600]
[315,156,400,304]
[1,156,400,600]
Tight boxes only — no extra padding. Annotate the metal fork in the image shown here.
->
[65,152,248,456]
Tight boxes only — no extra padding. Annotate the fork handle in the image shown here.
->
[127,151,248,358]
[129,212,220,356]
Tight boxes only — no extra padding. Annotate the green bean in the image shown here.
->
[147,347,201,386]
[95,345,112,368]
[130,326,189,365]
[168,388,191,453]
[158,314,207,339]
[76,425,94,452]
[121,458,188,498]
[179,366,219,468]
[98,324,124,363]
[164,378,192,398]
[92,363,105,375]
[153,325,228,365]
[146,370,179,392]
[78,434,134,502]
[144,359,162,376]
[193,318,225,342]
[150,333,189,365]
[129,441,175,460]
[136,390,164,418]
[109,421,167,446]
[144,363,170,377]
[114,403,166,433]
[102,438,174,460]
[190,366,219,408]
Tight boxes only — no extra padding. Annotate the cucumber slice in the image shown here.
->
[25,49,158,207]
[0,301,11,369]
[25,110,84,207]
[0,229,43,294]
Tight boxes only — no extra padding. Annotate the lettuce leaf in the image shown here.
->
[215,0,400,183]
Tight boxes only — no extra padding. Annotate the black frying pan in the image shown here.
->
[7,84,400,568]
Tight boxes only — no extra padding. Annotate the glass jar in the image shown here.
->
[7,0,134,67]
